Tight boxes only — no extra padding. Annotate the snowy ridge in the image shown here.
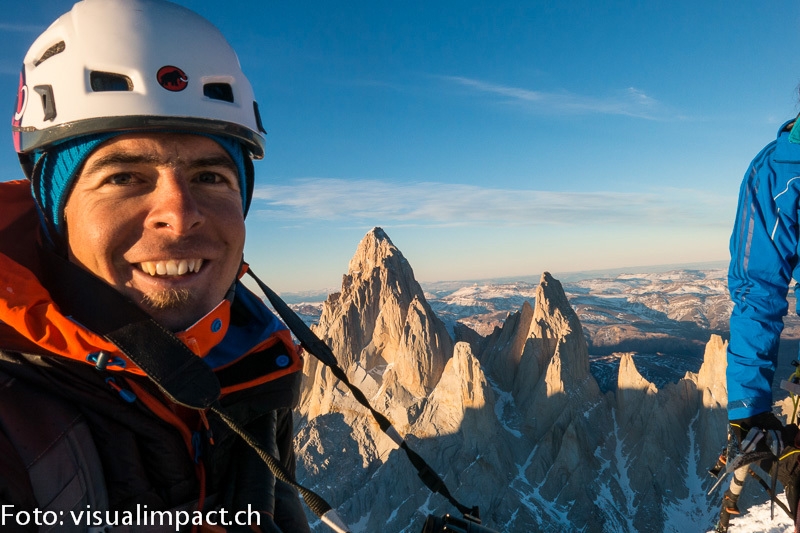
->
[510,446,576,532]
[662,412,718,532]
[487,377,522,438]
[594,410,638,532]
[429,281,539,336]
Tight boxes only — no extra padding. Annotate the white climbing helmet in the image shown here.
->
[12,0,266,176]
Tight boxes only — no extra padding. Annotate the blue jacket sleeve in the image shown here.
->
[727,126,800,420]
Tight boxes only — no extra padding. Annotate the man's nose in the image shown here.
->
[144,174,204,233]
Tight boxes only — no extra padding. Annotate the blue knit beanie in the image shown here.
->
[33,132,249,245]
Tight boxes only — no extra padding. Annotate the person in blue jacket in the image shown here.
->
[724,117,800,529]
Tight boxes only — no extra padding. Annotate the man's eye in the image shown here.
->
[107,173,134,185]
[197,172,226,184]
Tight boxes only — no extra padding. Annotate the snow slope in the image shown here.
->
[709,495,794,533]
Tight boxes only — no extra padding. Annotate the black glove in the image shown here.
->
[728,412,800,519]
[730,411,791,457]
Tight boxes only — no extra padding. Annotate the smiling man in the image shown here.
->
[0,1,310,532]
[64,133,247,331]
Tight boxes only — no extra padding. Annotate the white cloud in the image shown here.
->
[440,76,666,119]
[0,23,45,34]
[252,178,732,228]
[0,64,21,76]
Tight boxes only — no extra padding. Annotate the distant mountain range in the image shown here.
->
[278,260,730,306]
[291,227,751,532]
[285,264,734,340]
[286,262,796,394]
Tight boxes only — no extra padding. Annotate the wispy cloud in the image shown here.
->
[440,76,666,120]
[0,64,21,76]
[337,78,406,91]
[252,178,730,227]
[0,22,45,34]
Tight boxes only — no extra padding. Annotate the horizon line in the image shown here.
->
[276,258,729,299]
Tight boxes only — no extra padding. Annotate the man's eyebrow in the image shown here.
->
[82,152,238,176]
[81,153,160,175]
[187,156,238,175]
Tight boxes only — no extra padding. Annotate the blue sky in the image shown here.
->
[2,1,800,292]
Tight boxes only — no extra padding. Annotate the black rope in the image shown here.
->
[247,268,474,516]
[401,442,472,516]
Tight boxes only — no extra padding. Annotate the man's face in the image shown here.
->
[64,132,246,331]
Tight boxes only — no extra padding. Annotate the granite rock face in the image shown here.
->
[301,227,452,414]
[294,228,729,532]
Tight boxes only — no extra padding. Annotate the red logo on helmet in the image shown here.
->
[157,66,188,92]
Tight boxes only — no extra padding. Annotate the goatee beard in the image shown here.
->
[140,288,192,310]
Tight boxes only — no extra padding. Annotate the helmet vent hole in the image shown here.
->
[33,85,56,121]
[33,41,65,67]
[253,101,266,134]
[90,71,133,92]
[203,83,234,103]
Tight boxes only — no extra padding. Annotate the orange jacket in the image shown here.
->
[0,179,309,532]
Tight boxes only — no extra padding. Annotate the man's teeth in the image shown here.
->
[140,259,203,277]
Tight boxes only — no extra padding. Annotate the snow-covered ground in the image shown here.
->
[288,268,736,335]
[707,495,794,533]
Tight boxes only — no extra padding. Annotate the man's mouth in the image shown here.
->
[138,259,204,277]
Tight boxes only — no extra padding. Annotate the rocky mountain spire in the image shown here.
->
[301,227,453,416]
[527,271,593,399]
[480,272,600,429]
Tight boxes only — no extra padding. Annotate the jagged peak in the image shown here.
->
[693,334,728,408]
[348,227,406,277]
[696,335,727,385]
[528,272,591,386]
[532,272,584,342]
[369,226,392,243]
[535,272,571,314]
[618,353,658,394]
[313,225,452,398]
